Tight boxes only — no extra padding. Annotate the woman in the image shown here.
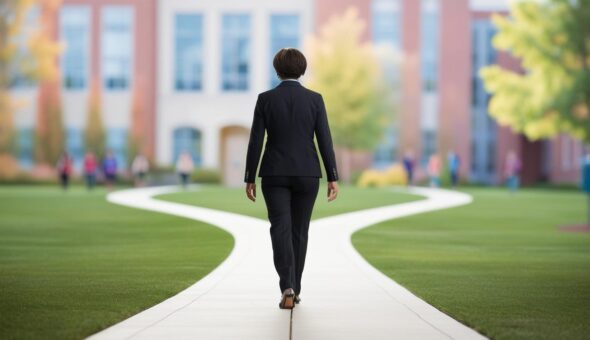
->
[176,151,194,188]
[427,153,441,188]
[56,151,73,191]
[131,153,149,187]
[83,151,98,190]
[102,150,118,191]
[244,48,339,310]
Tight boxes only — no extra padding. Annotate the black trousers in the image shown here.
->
[261,176,320,295]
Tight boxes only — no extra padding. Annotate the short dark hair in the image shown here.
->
[273,48,307,80]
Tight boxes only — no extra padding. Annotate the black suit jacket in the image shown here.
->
[244,80,339,183]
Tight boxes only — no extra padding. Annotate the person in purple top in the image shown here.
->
[402,150,415,186]
[102,150,118,191]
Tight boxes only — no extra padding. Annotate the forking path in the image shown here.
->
[87,185,487,340]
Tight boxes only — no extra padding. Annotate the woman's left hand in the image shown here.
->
[246,183,256,202]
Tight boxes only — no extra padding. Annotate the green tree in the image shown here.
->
[305,7,395,181]
[480,0,590,144]
[84,80,105,159]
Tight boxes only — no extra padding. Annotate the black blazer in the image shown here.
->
[244,80,339,183]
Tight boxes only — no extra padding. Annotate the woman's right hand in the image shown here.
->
[327,181,339,202]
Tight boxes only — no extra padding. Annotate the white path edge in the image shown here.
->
[88,184,487,340]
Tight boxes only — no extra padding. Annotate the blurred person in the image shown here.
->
[402,150,415,186]
[56,151,73,191]
[102,150,118,191]
[83,151,98,191]
[427,153,442,188]
[244,48,339,309]
[131,153,149,187]
[447,150,461,187]
[504,150,522,193]
[176,151,194,188]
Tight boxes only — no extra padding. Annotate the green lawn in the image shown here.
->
[0,184,418,340]
[0,186,233,340]
[351,188,590,340]
[157,183,421,220]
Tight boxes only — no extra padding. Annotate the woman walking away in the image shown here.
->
[56,151,73,191]
[176,151,194,188]
[131,153,149,187]
[83,152,98,191]
[244,47,339,309]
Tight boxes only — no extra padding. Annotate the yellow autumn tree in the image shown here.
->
[0,0,62,174]
[304,7,395,181]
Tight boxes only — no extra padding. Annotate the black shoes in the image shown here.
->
[294,294,300,304]
[278,288,295,309]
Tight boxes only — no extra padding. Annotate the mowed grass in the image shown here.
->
[351,187,590,339]
[0,186,233,340]
[157,183,421,220]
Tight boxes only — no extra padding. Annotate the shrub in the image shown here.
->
[191,168,221,184]
[357,163,408,187]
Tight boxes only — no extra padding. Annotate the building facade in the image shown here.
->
[12,0,157,171]
[155,0,313,187]
[8,0,585,185]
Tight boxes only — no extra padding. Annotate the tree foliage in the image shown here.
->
[480,0,590,144]
[34,88,63,164]
[304,7,395,150]
[1,0,62,163]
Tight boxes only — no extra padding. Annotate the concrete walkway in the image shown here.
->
[88,185,487,340]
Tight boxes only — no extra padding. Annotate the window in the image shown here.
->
[66,128,84,170]
[60,6,90,90]
[420,0,439,92]
[373,125,398,168]
[106,128,128,169]
[17,128,34,169]
[173,127,202,166]
[9,6,40,88]
[421,130,436,165]
[371,0,401,49]
[221,14,251,91]
[102,6,133,90]
[269,14,300,88]
[174,13,203,91]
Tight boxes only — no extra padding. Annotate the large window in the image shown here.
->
[66,128,84,170]
[173,127,202,166]
[174,13,203,91]
[221,14,251,91]
[102,6,133,90]
[371,0,401,49]
[106,128,128,169]
[371,0,401,167]
[420,0,439,93]
[17,128,34,169]
[470,19,499,183]
[269,14,299,88]
[60,6,90,90]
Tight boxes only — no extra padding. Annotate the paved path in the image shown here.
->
[88,185,486,340]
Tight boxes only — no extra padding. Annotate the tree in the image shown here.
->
[127,76,144,168]
[84,79,105,159]
[0,0,63,169]
[34,83,64,164]
[480,0,590,144]
[304,7,395,181]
